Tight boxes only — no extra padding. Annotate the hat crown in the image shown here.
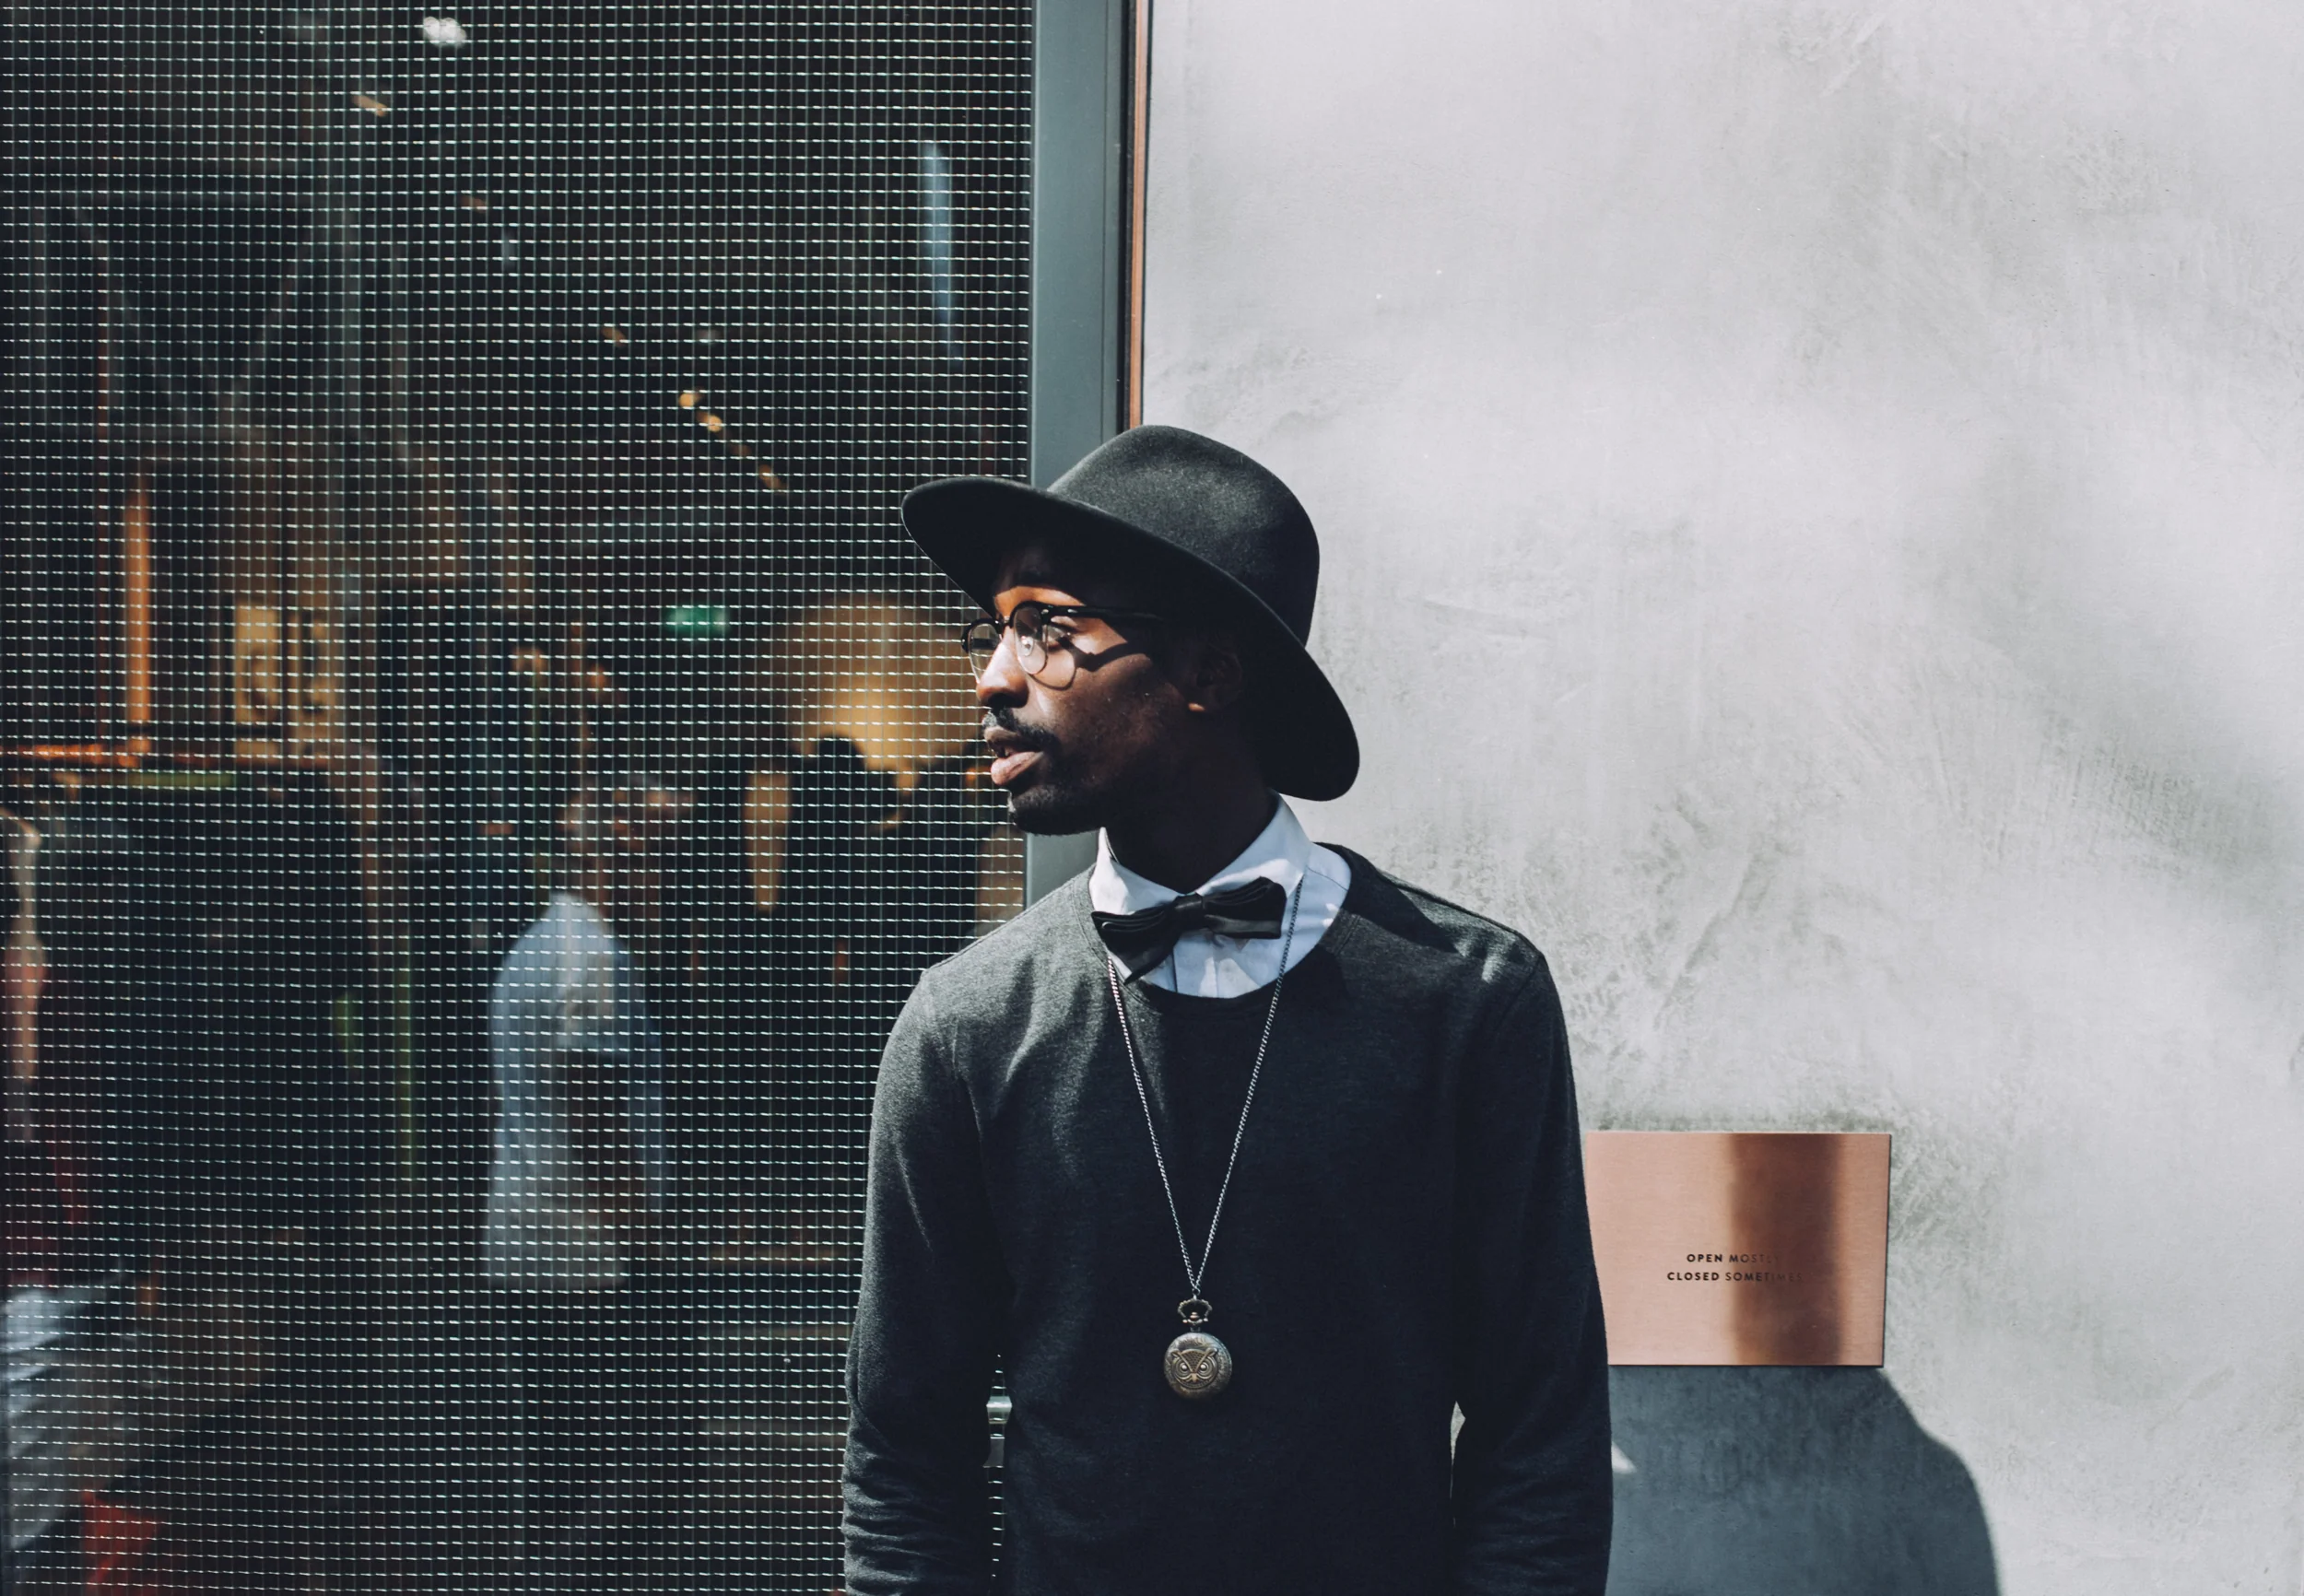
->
[1049,426,1320,641]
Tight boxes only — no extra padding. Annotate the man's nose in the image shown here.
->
[974,627,1029,703]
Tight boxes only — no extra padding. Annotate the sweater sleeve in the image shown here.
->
[843,980,1005,1596]
[1447,957,1613,1595]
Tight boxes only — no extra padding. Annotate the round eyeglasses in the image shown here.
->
[959,600,1166,688]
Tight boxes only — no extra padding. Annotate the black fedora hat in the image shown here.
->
[901,425,1359,801]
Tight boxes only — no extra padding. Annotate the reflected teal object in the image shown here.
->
[663,604,732,639]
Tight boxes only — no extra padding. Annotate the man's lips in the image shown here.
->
[983,725,1052,788]
[987,748,1041,787]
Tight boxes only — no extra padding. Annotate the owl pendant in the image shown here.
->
[1164,1330,1233,1399]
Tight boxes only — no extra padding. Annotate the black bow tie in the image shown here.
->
[1091,876,1289,980]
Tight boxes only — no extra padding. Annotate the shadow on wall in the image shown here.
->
[1608,1368,1998,1596]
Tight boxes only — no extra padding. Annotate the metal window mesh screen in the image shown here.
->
[6,6,1033,1589]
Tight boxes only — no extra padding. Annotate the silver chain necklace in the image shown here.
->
[1104,877,1302,1400]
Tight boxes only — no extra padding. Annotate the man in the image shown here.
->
[486,778,684,1567]
[844,427,1611,1594]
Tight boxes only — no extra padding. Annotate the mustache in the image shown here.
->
[982,706,1058,751]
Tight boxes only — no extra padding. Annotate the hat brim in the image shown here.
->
[902,476,1360,802]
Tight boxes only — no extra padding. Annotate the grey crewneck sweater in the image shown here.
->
[843,849,1611,1596]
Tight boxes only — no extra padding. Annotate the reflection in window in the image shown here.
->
[5,6,1030,1588]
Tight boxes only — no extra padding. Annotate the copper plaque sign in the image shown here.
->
[1584,1132,1890,1367]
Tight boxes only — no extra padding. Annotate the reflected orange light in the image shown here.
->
[123,475,154,727]
[12,745,143,769]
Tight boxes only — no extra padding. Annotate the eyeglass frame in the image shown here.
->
[958,600,1170,685]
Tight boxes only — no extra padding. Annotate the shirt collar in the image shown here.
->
[1088,797,1311,918]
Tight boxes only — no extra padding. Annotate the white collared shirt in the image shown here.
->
[1087,798,1353,997]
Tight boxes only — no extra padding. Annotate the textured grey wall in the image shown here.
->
[1141,1,2304,1590]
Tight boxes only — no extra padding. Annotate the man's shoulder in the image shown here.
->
[1327,847,1554,1001]
[501,893,615,962]
[906,871,1098,1021]
[491,908,570,999]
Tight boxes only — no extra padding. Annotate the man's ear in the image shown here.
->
[1181,630,1250,716]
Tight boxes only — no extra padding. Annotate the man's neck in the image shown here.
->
[1103,780,1278,894]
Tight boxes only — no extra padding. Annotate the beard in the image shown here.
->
[1006,777,1111,836]
[985,707,1119,836]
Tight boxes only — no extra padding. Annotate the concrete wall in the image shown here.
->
[1141,1,2304,1590]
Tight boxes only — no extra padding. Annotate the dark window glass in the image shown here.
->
[5,6,1029,1588]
